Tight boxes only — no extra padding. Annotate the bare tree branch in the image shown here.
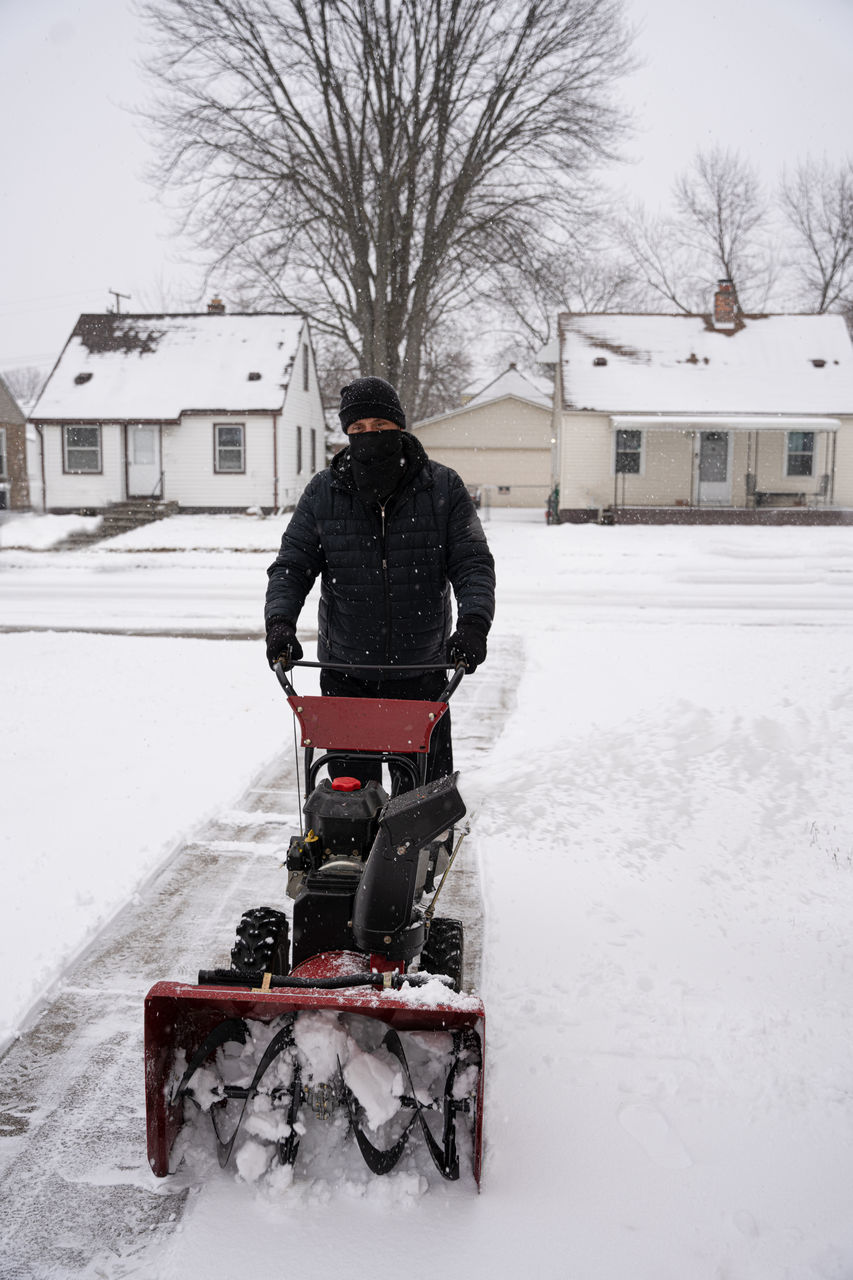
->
[780,157,853,313]
[618,147,777,314]
[138,0,634,408]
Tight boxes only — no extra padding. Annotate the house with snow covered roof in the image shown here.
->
[30,305,325,513]
[411,364,553,508]
[549,283,853,524]
[0,374,29,511]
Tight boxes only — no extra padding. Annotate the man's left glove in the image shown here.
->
[447,617,489,673]
[265,618,303,670]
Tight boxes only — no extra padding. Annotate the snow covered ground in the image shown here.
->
[0,510,101,549]
[3,512,853,1277]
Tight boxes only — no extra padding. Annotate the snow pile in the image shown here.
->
[0,511,101,549]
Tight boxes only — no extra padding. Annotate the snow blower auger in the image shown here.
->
[144,660,485,1187]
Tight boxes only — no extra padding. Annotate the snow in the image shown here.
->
[4,510,853,1275]
[0,631,285,1047]
[463,365,553,409]
[101,512,282,553]
[561,312,853,414]
[31,313,305,420]
[0,511,101,549]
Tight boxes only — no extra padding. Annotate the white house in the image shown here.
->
[411,364,553,509]
[551,287,853,524]
[30,307,325,513]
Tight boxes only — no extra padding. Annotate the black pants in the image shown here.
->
[319,669,453,793]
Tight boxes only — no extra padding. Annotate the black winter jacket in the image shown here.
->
[265,434,495,677]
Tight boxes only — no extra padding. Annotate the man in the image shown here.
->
[265,375,495,787]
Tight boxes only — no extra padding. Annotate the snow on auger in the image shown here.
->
[144,661,485,1187]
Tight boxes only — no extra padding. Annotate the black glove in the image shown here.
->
[265,618,303,670]
[447,618,488,673]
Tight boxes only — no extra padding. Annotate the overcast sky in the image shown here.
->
[1,0,852,378]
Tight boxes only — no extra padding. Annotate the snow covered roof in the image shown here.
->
[0,374,25,426]
[560,313,853,416]
[464,365,553,409]
[31,313,306,422]
[414,364,552,429]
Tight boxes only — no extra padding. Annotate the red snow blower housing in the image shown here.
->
[144,661,485,1186]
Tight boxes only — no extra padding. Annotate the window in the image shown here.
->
[214,423,245,472]
[302,344,310,392]
[132,428,155,465]
[615,429,642,474]
[64,425,101,473]
[310,427,317,473]
[296,425,303,474]
[787,431,815,477]
[0,427,6,478]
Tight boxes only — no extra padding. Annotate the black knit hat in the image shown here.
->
[339,376,406,433]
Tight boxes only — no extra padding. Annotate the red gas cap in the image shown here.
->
[331,776,362,792]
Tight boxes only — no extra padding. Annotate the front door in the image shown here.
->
[697,431,731,505]
[127,425,161,497]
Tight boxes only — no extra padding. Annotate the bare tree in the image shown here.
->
[1,366,47,415]
[139,0,634,410]
[619,147,776,314]
[486,228,646,364]
[780,157,853,313]
[673,147,775,311]
[617,204,705,312]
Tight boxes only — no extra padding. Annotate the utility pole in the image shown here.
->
[108,289,131,314]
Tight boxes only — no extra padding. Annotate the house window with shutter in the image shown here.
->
[214,423,245,472]
[296,425,303,474]
[0,427,6,478]
[615,429,642,474]
[786,431,815,477]
[310,427,317,473]
[63,425,102,473]
[302,344,310,392]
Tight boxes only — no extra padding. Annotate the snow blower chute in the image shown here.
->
[144,661,485,1185]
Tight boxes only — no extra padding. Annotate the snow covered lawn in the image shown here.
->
[3,515,853,1276]
[0,511,101,549]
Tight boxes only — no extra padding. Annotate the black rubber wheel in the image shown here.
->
[419,917,464,992]
[230,906,291,975]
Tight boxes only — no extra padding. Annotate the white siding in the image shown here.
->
[831,418,853,503]
[558,412,612,510]
[277,322,327,509]
[43,422,124,509]
[413,398,551,506]
[163,414,276,508]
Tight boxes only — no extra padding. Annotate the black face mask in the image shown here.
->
[348,430,405,503]
[347,430,403,465]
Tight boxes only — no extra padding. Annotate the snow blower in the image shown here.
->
[144,661,485,1186]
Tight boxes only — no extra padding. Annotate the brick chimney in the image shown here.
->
[713,279,736,329]
[207,297,225,315]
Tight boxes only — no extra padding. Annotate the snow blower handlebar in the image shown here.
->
[273,659,466,703]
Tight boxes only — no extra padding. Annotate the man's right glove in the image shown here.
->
[447,617,488,673]
[265,618,303,670]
